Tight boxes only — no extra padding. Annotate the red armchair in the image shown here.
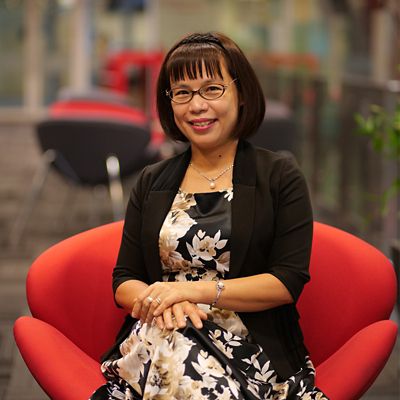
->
[14,222,397,400]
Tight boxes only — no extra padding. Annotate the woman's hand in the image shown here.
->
[153,301,208,330]
[131,281,194,324]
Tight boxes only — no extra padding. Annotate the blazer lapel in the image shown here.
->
[228,140,257,278]
[143,191,176,282]
[142,148,191,282]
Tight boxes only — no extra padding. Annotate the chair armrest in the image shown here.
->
[315,320,398,400]
[14,316,106,400]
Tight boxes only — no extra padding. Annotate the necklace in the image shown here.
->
[189,162,234,189]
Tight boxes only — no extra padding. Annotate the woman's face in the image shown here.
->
[169,60,239,152]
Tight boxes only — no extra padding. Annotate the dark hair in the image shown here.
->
[156,32,266,142]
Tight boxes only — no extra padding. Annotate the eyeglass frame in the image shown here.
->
[165,78,238,104]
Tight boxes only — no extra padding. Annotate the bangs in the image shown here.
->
[167,44,224,84]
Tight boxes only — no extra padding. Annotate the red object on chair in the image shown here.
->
[49,100,148,126]
[14,222,397,400]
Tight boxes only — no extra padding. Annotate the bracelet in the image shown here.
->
[210,280,225,309]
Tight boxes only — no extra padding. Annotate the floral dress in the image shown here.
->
[90,189,328,400]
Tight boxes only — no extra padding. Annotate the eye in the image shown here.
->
[204,84,223,93]
[172,88,191,98]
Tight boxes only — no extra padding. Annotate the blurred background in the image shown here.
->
[0,0,398,399]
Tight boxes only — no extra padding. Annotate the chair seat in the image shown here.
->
[315,320,398,400]
[14,316,106,400]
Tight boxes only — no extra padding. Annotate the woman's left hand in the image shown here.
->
[131,281,193,324]
[154,301,208,330]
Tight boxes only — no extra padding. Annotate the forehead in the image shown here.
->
[167,44,229,84]
[169,60,233,87]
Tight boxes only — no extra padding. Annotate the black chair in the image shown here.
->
[10,118,160,246]
[248,116,299,162]
[57,87,131,106]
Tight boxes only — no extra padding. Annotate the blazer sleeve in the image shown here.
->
[112,167,151,295]
[267,156,313,302]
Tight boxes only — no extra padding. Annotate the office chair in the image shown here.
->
[10,117,159,247]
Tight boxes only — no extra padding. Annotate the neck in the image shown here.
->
[190,139,238,171]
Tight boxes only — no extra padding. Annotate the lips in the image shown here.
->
[189,119,217,128]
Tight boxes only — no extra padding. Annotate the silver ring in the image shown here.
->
[155,297,162,305]
[147,296,154,304]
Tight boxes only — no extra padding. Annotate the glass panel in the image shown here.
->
[42,0,73,104]
[0,0,23,106]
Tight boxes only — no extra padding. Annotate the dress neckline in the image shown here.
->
[178,187,233,195]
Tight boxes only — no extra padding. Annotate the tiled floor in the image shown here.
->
[0,124,398,399]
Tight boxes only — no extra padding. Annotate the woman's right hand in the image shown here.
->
[154,301,207,330]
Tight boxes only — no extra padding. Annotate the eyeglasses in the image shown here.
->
[166,79,237,104]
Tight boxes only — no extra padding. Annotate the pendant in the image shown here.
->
[209,180,216,189]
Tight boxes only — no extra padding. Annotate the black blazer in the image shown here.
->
[111,140,313,379]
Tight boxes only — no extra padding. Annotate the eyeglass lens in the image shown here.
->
[170,84,225,103]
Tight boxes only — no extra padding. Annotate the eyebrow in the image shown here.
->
[170,79,222,88]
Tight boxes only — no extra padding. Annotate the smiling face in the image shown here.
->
[170,60,240,153]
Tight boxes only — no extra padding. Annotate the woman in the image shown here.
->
[91,32,328,400]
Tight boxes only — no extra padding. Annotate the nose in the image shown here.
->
[188,92,208,113]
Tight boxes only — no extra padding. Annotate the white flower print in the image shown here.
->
[192,350,226,379]
[223,331,241,347]
[187,230,227,261]
[208,330,234,359]
[205,307,249,338]
[117,338,150,386]
[161,208,197,241]
[111,386,133,399]
[176,375,211,399]
[246,383,260,399]
[224,365,241,398]
[175,191,197,211]
[216,385,238,400]
[254,360,275,384]
[222,188,233,202]
[208,330,244,360]
[272,382,289,399]
[216,251,230,275]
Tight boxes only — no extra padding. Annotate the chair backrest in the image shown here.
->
[49,100,148,126]
[36,118,156,185]
[248,116,299,159]
[27,221,126,361]
[26,221,397,364]
[298,222,397,366]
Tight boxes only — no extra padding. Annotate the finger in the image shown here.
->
[198,309,208,320]
[155,316,164,330]
[153,295,175,317]
[163,308,174,330]
[145,297,160,324]
[131,298,141,319]
[133,286,154,319]
[183,303,205,329]
[172,304,187,329]
[181,301,207,317]
[187,311,204,329]
[140,296,153,323]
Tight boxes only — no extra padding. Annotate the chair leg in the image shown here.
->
[9,149,57,248]
[106,155,124,221]
[90,185,108,227]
